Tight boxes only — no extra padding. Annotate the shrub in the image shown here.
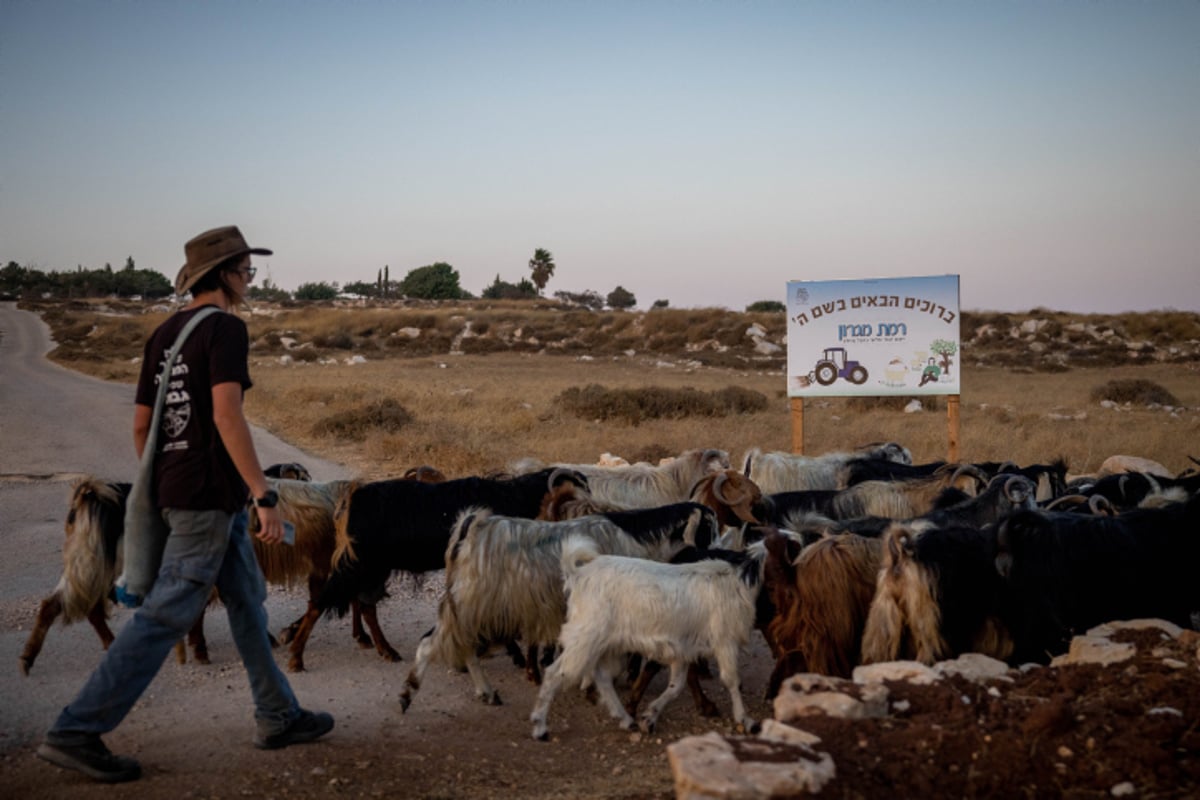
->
[746,300,785,313]
[1089,379,1180,407]
[556,384,768,426]
[311,397,414,439]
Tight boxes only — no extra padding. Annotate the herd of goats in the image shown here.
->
[18,443,1200,739]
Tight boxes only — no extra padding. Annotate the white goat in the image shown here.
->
[399,503,717,712]
[529,535,765,740]
[741,442,911,495]
[514,448,730,508]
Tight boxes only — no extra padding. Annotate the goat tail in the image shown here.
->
[559,533,600,579]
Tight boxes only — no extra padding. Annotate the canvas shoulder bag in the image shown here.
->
[114,306,222,607]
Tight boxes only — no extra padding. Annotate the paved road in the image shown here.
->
[0,301,351,750]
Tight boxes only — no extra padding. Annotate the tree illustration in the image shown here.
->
[929,339,958,378]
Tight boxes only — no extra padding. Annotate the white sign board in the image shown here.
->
[787,275,960,397]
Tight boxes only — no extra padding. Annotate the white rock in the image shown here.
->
[1111,781,1136,797]
[853,661,941,685]
[1051,635,1135,667]
[904,400,923,413]
[933,653,1014,684]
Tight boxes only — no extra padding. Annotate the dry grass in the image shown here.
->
[22,299,1200,482]
[236,355,1200,482]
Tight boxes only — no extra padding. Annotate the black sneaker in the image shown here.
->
[36,738,141,783]
[254,709,334,750]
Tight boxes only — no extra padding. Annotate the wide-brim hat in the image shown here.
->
[175,225,273,295]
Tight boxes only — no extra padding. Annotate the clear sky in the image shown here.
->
[3,1,1197,313]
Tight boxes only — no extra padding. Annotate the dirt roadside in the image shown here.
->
[0,302,774,799]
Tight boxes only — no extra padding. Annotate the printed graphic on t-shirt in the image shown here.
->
[159,352,192,446]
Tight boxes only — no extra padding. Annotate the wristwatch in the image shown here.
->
[254,489,279,508]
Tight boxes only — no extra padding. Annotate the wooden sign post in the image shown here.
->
[790,397,805,454]
[947,394,961,462]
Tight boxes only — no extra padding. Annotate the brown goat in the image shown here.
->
[688,470,763,529]
[763,531,882,698]
[19,478,209,676]
[247,477,393,672]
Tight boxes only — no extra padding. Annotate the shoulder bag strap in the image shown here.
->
[142,306,222,457]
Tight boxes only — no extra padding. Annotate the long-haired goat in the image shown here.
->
[829,464,987,520]
[762,531,882,696]
[399,503,718,712]
[741,442,912,495]
[529,532,766,739]
[860,519,1014,666]
[316,468,586,620]
[994,496,1200,663]
[19,478,209,675]
[516,448,730,508]
[245,477,366,671]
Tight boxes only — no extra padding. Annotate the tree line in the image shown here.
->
[1,258,173,300]
[2,247,646,310]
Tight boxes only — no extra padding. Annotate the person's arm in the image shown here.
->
[212,381,284,544]
[133,403,153,459]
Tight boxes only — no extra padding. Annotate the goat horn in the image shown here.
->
[1044,494,1087,511]
[1088,495,1115,516]
[548,468,584,491]
[950,463,988,488]
[1003,475,1033,504]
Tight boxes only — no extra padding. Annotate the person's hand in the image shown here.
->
[254,504,285,544]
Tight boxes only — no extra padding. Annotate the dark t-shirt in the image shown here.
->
[134,306,252,512]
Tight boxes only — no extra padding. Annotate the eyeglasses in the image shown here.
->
[239,265,258,281]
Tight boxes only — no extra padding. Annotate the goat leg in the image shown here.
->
[286,607,322,672]
[765,649,809,700]
[685,662,720,717]
[86,600,116,649]
[350,601,373,648]
[524,644,541,684]
[19,591,66,676]
[187,612,210,664]
[358,601,402,662]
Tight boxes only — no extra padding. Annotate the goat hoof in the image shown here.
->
[533,729,549,742]
[481,691,502,706]
[382,650,403,663]
[399,694,412,713]
[278,629,295,645]
[267,633,280,648]
[19,658,32,677]
[355,635,373,649]
[637,718,656,735]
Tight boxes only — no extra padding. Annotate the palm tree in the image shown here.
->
[528,248,555,294]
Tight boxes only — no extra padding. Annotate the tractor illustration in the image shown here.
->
[812,347,868,386]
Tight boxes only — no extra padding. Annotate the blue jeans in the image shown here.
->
[47,509,300,744]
